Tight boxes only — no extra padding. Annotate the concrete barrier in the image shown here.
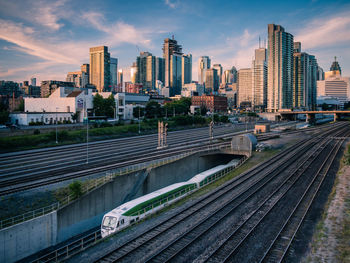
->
[0,211,57,263]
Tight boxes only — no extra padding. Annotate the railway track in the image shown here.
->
[91,122,348,263]
[0,122,325,196]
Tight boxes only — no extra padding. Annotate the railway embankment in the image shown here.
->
[302,144,350,263]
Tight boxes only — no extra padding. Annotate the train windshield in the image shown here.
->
[102,216,117,229]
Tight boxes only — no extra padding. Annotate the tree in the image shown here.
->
[133,106,145,119]
[145,101,162,119]
[15,99,24,112]
[200,105,207,116]
[71,113,78,123]
[93,93,104,116]
[92,93,115,118]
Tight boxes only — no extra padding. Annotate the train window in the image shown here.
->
[136,217,139,221]
[121,219,124,224]
[130,219,135,224]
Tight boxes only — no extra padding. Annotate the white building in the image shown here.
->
[11,87,93,125]
[317,73,350,107]
[181,82,204,97]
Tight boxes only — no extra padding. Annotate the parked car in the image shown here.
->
[0,124,7,129]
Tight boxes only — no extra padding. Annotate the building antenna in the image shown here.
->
[259,36,261,48]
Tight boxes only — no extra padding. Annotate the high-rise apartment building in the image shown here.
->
[252,48,267,109]
[205,68,218,94]
[136,52,153,89]
[163,37,183,89]
[293,50,318,110]
[198,56,211,85]
[182,54,192,86]
[110,57,118,89]
[267,24,294,112]
[213,64,223,84]
[89,46,110,92]
[238,68,253,107]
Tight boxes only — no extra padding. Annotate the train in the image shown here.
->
[101,159,241,238]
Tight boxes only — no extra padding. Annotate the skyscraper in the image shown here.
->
[198,56,211,85]
[110,57,118,89]
[163,37,183,90]
[252,48,267,109]
[156,57,165,85]
[267,24,294,112]
[130,62,138,84]
[118,69,123,89]
[238,68,253,108]
[205,68,218,94]
[136,52,154,90]
[170,54,182,96]
[89,46,111,92]
[182,54,192,86]
[213,64,223,84]
[292,42,318,110]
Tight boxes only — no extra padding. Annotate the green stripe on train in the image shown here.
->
[123,183,197,216]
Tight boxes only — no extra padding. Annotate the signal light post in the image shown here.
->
[209,120,214,141]
[157,121,168,149]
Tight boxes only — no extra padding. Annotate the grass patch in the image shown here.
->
[0,122,208,153]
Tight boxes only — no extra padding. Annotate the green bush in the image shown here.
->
[33,129,40,135]
[69,181,83,199]
[219,115,229,123]
[99,122,113,128]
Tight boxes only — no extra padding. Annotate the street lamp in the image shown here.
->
[55,107,59,144]
[85,101,89,164]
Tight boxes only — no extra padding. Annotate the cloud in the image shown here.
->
[81,11,153,47]
[0,61,56,78]
[165,0,176,9]
[295,11,350,49]
[33,0,66,31]
[0,19,82,64]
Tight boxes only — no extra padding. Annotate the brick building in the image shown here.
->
[191,95,227,112]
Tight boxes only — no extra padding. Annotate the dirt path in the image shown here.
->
[303,165,350,263]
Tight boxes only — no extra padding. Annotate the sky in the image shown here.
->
[0,0,350,84]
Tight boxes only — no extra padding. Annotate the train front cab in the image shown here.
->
[101,215,125,238]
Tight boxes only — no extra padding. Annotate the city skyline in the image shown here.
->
[0,0,350,84]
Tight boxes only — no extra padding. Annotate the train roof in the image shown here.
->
[187,159,240,184]
[106,181,194,217]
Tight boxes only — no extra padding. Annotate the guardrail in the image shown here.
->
[0,144,230,230]
[32,150,248,263]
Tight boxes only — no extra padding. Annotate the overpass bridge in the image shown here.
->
[279,110,350,124]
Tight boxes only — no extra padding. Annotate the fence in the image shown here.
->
[0,144,231,230]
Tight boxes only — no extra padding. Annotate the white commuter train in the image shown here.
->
[101,159,240,238]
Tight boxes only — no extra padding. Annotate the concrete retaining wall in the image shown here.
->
[0,211,57,263]
[1,151,238,262]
